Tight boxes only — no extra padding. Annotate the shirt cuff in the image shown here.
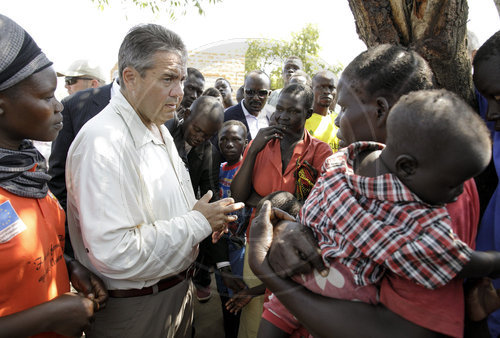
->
[216,261,231,269]
[190,210,212,240]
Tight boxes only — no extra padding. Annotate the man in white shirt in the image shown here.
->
[224,70,273,141]
[66,23,243,337]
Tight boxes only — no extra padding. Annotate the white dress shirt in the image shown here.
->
[66,89,211,290]
[241,99,271,139]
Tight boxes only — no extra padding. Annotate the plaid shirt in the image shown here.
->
[299,142,472,289]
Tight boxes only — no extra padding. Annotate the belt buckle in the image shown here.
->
[152,283,159,295]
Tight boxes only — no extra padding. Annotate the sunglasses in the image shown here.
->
[244,88,270,98]
[65,77,94,86]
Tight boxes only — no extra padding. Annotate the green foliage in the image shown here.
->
[245,24,343,89]
[92,0,222,20]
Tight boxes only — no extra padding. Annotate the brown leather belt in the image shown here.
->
[108,266,195,298]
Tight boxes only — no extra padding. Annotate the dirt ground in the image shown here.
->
[193,273,225,338]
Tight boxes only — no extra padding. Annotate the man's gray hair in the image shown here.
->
[118,23,187,88]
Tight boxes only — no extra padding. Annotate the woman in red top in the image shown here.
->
[230,83,332,338]
[0,14,107,337]
[231,83,332,211]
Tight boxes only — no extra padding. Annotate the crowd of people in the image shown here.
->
[1,11,500,338]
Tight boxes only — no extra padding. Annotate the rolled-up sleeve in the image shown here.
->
[67,113,211,286]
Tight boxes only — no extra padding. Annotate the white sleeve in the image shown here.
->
[67,125,211,282]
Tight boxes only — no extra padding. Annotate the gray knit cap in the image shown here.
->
[0,14,52,91]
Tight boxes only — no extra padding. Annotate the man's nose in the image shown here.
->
[171,81,184,98]
[334,112,342,127]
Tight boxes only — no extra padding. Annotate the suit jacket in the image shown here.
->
[224,101,252,142]
[49,83,112,210]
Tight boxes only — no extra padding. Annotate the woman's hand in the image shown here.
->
[249,126,283,154]
[67,258,108,311]
[248,201,293,275]
[225,288,253,314]
[47,293,95,337]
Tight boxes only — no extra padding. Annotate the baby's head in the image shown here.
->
[256,191,302,218]
[383,89,491,205]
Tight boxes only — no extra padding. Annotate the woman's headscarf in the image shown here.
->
[0,14,52,91]
[0,14,53,198]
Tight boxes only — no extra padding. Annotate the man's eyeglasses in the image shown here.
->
[244,88,270,98]
[65,77,94,86]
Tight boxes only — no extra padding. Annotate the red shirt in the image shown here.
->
[380,178,479,337]
[241,129,332,236]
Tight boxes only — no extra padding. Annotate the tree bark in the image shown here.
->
[495,0,500,19]
[348,0,474,106]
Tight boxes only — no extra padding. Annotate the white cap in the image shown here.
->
[57,59,106,82]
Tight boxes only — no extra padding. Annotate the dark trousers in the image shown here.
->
[220,295,241,338]
[193,236,213,288]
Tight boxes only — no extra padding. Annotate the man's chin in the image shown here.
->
[249,104,263,112]
[156,109,176,124]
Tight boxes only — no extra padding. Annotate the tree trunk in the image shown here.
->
[348,0,474,106]
[495,0,500,18]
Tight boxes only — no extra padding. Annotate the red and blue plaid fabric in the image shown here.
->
[299,141,472,289]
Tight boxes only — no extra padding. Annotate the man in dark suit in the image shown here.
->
[48,82,114,256]
[224,70,272,141]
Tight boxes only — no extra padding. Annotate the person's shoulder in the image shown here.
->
[73,104,125,143]
[308,130,333,153]
[224,102,243,120]
[61,83,112,106]
[164,115,181,133]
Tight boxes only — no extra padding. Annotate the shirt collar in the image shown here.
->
[340,141,423,204]
[241,99,257,119]
[110,89,173,149]
[110,79,120,99]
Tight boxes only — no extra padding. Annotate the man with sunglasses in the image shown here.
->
[224,70,272,141]
[57,59,106,95]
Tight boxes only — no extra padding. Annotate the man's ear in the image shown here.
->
[183,108,191,120]
[394,154,418,178]
[375,97,390,126]
[91,79,100,88]
[122,67,137,89]
[305,108,313,120]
